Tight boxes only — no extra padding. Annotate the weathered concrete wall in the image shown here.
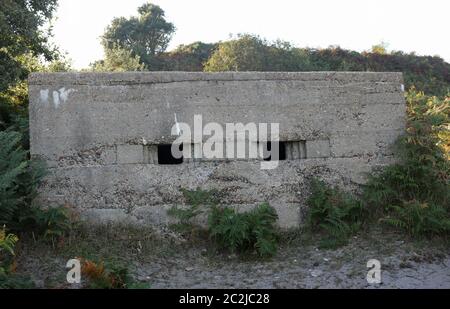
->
[28,72,406,228]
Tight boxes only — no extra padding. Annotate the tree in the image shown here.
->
[0,53,72,132]
[204,34,449,96]
[204,34,313,72]
[0,0,58,92]
[204,34,268,71]
[90,45,146,72]
[158,41,217,71]
[101,3,175,69]
[371,41,389,55]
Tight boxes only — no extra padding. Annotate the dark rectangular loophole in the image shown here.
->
[158,144,183,165]
[263,141,286,161]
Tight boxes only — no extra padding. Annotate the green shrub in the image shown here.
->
[36,207,73,242]
[0,129,30,227]
[168,188,279,257]
[0,128,72,240]
[305,90,449,245]
[363,90,449,237]
[307,179,365,249]
[381,200,450,236]
[167,188,218,233]
[0,126,47,231]
[203,35,450,97]
[364,91,449,207]
[209,203,279,257]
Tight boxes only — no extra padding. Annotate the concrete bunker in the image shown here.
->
[28,72,406,228]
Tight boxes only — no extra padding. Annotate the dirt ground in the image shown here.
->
[13,226,450,289]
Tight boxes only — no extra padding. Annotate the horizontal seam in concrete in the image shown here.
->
[45,154,396,168]
[30,80,404,86]
[28,72,404,86]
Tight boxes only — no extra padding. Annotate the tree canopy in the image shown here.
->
[90,45,146,72]
[203,34,449,96]
[101,3,175,69]
[158,41,217,71]
[0,0,58,92]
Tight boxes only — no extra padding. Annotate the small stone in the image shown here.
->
[185,267,194,271]
[311,270,323,277]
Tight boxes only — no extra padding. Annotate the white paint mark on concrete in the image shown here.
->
[51,87,76,108]
[53,91,60,108]
[58,87,75,103]
[174,113,181,136]
[40,89,49,104]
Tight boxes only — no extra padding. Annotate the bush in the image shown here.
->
[168,188,279,257]
[305,90,449,246]
[381,200,450,236]
[306,179,365,248]
[209,203,279,257]
[0,129,30,227]
[363,90,449,237]
[167,188,218,234]
[203,35,449,97]
[0,128,72,241]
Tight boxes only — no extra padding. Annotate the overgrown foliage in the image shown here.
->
[169,188,279,257]
[0,1,77,287]
[308,90,449,246]
[0,129,37,228]
[0,129,72,241]
[209,203,279,257]
[167,188,218,233]
[380,200,450,236]
[203,34,449,97]
[35,207,73,242]
[306,179,365,249]
[363,90,450,236]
